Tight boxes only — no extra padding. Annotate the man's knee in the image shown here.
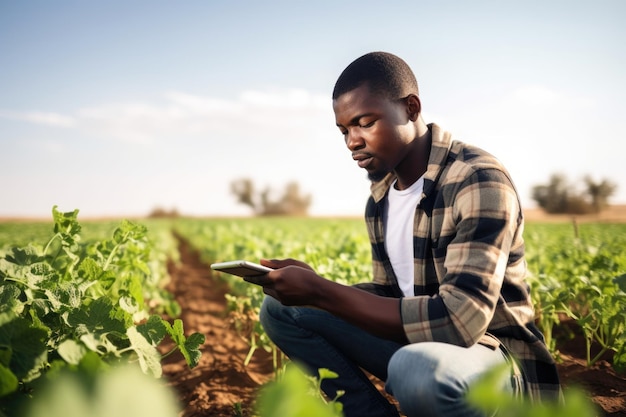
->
[259,295,283,334]
[387,345,441,413]
[387,343,478,417]
[386,342,510,417]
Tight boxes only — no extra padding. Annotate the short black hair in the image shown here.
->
[332,52,419,101]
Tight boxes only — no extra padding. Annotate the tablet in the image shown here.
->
[210,260,273,278]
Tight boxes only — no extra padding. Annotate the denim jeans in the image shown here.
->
[259,296,513,417]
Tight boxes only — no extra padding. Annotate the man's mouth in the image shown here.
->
[352,153,373,169]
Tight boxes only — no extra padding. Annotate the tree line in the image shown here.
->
[230,173,618,217]
[531,173,617,215]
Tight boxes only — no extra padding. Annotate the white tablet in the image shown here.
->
[210,260,273,278]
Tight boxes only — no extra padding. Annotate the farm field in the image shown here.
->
[1,211,625,416]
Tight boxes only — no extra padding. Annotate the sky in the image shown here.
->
[1,1,625,218]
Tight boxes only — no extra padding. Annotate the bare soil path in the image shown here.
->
[161,235,626,416]
[159,235,272,416]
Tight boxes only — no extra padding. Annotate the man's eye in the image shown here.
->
[360,120,375,128]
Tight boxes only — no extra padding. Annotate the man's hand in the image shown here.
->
[243,258,323,306]
[246,258,407,343]
[260,258,314,271]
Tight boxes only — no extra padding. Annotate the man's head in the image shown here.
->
[332,52,430,187]
[332,52,419,101]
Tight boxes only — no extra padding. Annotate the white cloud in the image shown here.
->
[164,91,240,114]
[240,88,328,109]
[64,89,333,144]
[6,85,620,218]
[0,110,76,128]
[0,88,359,217]
[1,89,333,145]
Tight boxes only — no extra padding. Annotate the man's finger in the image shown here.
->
[243,273,270,286]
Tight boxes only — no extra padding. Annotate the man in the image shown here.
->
[249,52,561,417]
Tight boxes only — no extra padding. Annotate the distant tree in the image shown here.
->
[531,173,570,214]
[584,175,617,213]
[230,178,256,210]
[531,173,617,214]
[147,207,180,218]
[230,178,312,216]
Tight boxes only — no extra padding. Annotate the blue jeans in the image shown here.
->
[259,296,514,417]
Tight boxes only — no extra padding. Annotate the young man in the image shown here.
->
[249,52,561,417]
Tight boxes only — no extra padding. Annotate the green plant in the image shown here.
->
[525,223,626,371]
[467,364,598,417]
[0,207,203,414]
[254,364,344,417]
[24,361,181,417]
[175,218,625,373]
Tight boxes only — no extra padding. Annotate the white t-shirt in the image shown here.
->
[383,177,424,297]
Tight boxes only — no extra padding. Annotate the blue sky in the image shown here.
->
[1,1,624,218]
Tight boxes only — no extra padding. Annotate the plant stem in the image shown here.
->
[243,333,257,366]
[103,231,130,271]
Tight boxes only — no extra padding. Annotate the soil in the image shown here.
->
[160,235,626,417]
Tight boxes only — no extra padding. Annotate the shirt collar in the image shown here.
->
[370,123,453,203]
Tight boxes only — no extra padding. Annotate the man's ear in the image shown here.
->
[406,94,421,121]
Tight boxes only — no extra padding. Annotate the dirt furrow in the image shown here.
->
[160,235,272,417]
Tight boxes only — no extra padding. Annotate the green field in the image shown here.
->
[2,215,625,370]
[170,217,626,372]
[1,213,624,416]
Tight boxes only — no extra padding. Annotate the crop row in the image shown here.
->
[2,213,624,416]
[0,210,201,417]
[174,218,626,374]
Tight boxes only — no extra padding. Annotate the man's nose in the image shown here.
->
[346,130,364,151]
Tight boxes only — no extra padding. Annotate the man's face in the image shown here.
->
[333,84,415,182]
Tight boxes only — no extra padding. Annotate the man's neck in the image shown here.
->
[394,123,431,190]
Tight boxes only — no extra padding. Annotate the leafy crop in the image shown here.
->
[467,364,597,417]
[254,364,344,417]
[174,218,626,376]
[526,223,626,371]
[0,207,203,414]
[24,362,181,417]
[256,363,598,417]
[3,215,624,415]
[174,217,371,370]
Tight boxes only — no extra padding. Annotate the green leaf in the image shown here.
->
[164,319,204,368]
[0,317,48,382]
[255,364,343,417]
[68,298,127,355]
[68,297,126,335]
[467,364,597,417]
[0,345,11,366]
[25,364,180,417]
[0,362,18,397]
[126,326,162,378]
[124,276,146,311]
[113,220,147,244]
[4,245,42,266]
[183,333,205,368]
[57,339,87,365]
[136,315,167,345]
[613,342,626,374]
[77,258,116,290]
[52,205,81,237]
[614,273,626,292]
[0,284,22,326]
[317,368,339,381]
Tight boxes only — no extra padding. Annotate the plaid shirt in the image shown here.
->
[363,123,561,401]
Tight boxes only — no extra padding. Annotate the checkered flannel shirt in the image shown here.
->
[363,123,561,402]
